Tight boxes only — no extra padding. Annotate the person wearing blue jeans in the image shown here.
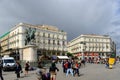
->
[66,61,73,76]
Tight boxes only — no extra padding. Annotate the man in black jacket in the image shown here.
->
[15,61,22,78]
[49,63,59,80]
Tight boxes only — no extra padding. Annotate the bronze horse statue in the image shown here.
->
[25,28,36,45]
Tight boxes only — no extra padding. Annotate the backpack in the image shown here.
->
[64,62,68,68]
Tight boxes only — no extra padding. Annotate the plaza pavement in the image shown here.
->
[56,63,120,80]
[2,63,120,80]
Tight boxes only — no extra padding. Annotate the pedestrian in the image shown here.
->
[15,61,22,79]
[49,63,59,80]
[62,60,66,73]
[0,61,4,80]
[74,61,80,76]
[42,68,50,80]
[24,61,30,76]
[81,59,85,67]
[66,60,73,76]
[36,68,49,80]
[52,60,56,67]
[38,60,42,68]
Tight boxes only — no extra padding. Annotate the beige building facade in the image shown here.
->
[0,23,67,62]
[67,34,116,59]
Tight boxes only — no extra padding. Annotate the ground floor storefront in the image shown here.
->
[74,52,111,59]
[1,45,66,62]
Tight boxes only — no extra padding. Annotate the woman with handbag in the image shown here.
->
[24,61,30,76]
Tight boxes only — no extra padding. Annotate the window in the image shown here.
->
[43,33,45,37]
[106,44,109,49]
[48,40,50,44]
[18,29,19,33]
[48,34,50,38]
[4,59,14,63]
[96,38,97,42]
[53,35,54,38]
[63,41,65,45]
[53,40,55,45]
[37,41,39,43]
[43,40,45,44]
[57,40,59,45]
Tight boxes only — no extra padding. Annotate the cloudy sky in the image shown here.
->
[0,0,120,53]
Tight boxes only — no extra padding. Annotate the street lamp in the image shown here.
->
[80,41,86,60]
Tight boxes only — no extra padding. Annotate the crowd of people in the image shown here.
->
[62,59,84,77]
[36,57,119,80]
[36,59,86,80]
[0,57,119,80]
[36,60,59,80]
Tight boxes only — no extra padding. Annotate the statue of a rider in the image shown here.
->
[25,28,36,45]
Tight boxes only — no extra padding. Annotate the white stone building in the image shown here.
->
[67,34,116,59]
[0,23,67,62]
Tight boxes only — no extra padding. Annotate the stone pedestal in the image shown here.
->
[22,45,37,62]
[19,49,23,60]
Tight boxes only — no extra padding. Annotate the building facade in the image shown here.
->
[67,34,116,59]
[0,23,67,61]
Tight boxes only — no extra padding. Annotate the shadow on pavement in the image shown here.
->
[79,73,84,76]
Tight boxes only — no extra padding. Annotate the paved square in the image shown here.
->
[2,63,120,80]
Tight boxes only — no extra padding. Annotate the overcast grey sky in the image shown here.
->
[0,0,120,53]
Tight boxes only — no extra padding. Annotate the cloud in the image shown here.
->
[1,0,120,53]
[104,0,120,54]
[0,0,114,39]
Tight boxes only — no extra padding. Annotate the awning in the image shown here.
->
[57,56,69,59]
